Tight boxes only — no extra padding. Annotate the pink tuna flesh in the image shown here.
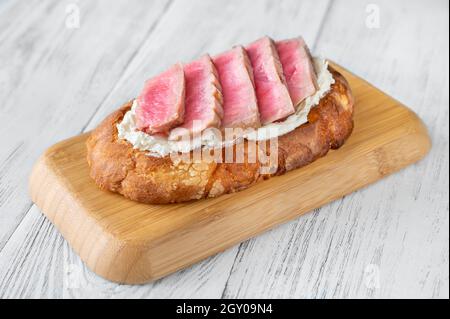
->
[276,37,318,108]
[213,46,260,129]
[135,63,185,134]
[169,55,223,140]
[246,36,294,124]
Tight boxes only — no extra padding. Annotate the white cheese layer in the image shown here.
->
[117,58,334,157]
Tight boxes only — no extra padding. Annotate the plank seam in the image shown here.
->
[0,0,175,255]
[219,0,334,296]
[79,0,175,133]
[0,202,34,255]
[0,213,46,296]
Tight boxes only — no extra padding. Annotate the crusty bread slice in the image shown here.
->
[86,68,354,204]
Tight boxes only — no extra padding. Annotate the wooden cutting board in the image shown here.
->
[29,64,431,284]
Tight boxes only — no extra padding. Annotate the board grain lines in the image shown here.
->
[0,0,448,298]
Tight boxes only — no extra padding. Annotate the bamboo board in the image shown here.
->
[29,64,431,284]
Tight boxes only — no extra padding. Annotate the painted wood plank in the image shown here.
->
[222,0,449,298]
[1,0,447,299]
[0,0,331,297]
[0,207,64,298]
[0,0,172,249]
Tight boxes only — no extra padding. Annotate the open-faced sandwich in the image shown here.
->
[87,36,354,204]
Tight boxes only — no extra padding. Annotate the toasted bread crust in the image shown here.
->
[86,68,354,204]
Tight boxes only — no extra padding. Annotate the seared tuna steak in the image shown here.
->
[213,46,260,129]
[136,63,185,134]
[169,55,223,140]
[246,36,294,124]
[276,37,318,108]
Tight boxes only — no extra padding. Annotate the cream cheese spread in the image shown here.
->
[117,58,335,157]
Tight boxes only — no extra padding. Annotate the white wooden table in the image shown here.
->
[0,0,448,299]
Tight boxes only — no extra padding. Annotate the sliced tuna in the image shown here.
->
[213,46,260,129]
[135,63,185,134]
[276,37,318,108]
[245,36,294,124]
[169,55,223,140]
